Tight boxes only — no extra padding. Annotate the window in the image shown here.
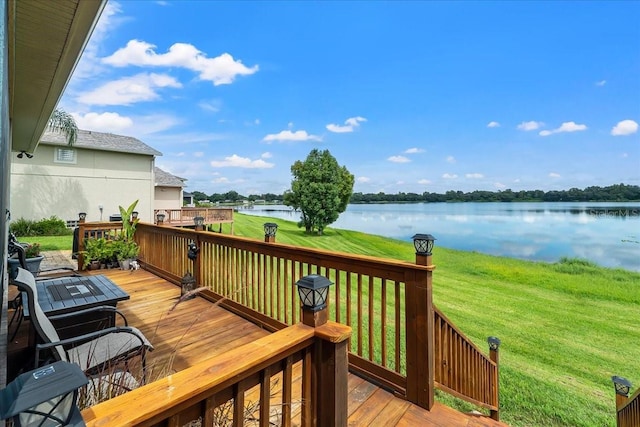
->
[54,148,76,164]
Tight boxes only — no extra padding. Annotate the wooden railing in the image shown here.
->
[615,382,640,427]
[153,207,234,229]
[82,321,351,426]
[132,223,499,415]
[434,307,499,413]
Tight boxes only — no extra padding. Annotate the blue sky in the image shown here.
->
[60,1,640,196]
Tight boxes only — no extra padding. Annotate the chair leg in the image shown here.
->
[8,307,23,342]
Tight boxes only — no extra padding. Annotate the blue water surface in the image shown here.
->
[239,202,640,271]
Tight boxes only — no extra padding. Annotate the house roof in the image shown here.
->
[9,0,107,153]
[40,129,162,157]
[155,167,186,188]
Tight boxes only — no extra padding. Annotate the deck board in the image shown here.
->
[10,267,508,426]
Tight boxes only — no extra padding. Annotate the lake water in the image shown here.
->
[239,202,640,271]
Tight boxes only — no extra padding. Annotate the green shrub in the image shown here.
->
[10,216,72,237]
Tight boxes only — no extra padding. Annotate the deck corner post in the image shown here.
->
[488,336,502,421]
[406,249,435,410]
[77,222,85,270]
[303,304,351,427]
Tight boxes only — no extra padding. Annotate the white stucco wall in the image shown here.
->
[154,186,183,210]
[10,144,156,223]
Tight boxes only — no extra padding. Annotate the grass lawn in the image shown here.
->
[28,214,640,426]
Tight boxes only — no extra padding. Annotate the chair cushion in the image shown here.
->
[67,327,153,372]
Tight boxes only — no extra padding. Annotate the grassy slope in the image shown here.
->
[28,216,640,426]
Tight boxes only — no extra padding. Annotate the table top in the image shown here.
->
[34,274,130,315]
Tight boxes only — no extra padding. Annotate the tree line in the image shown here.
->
[190,183,640,204]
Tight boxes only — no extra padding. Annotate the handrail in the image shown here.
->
[617,385,640,427]
[153,207,234,225]
[434,306,499,411]
[131,223,498,414]
[82,323,349,427]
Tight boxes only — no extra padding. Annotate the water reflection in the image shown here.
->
[240,202,640,271]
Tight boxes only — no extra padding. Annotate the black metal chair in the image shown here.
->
[12,267,153,383]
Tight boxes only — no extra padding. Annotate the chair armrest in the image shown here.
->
[48,306,128,326]
[35,326,149,368]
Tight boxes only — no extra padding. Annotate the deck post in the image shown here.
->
[612,376,632,409]
[488,336,501,421]
[263,222,278,243]
[302,307,351,426]
[406,234,435,410]
[76,220,85,271]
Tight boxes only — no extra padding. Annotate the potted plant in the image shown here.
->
[81,237,115,270]
[115,200,140,270]
[7,242,44,278]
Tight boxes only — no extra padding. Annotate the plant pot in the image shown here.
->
[7,255,44,280]
[89,260,101,271]
[120,259,131,270]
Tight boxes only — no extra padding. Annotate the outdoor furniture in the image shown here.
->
[12,267,153,382]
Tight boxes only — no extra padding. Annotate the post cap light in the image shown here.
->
[612,376,632,397]
[488,336,501,351]
[194,216,205,227]
[0,361,88,426]
[156,212,166,223]
[132,211,139,220]
[412,234,436,255]
[78,212,87,221]
[263,222,278,237]
[296,274,332,312]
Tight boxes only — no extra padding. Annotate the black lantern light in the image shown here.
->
[78,212,87,221]
[296,274,332,312]
[132,211,139,220]
[263,222,278,237]
[181,272,196,300]
[612,376,632,397]
[194,216,205,227]
[412,233,436,255]
[0,361,88,427]
[488,336,501,351]
[156,212,166,224]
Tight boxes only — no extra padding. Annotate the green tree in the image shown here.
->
[283,149,354,234]
[47,108,78,146]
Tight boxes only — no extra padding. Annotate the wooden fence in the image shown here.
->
[617,385,640,427]
[131,223,499,415]
[82,321,351,426]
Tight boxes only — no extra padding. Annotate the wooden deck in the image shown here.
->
[10,267,508,426]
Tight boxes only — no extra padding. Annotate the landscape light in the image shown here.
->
[412,234,436,255]
[263,222,278,237]
[296,274,332,312]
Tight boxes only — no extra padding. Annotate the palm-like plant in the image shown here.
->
[47,108,78,146]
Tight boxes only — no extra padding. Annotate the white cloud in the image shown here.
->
[72,112,133,132]
[466,173,484,179]
[387,155,410,163]
[261,152,272,159]
[210,154,274,168]
[539,121,587,136]
[418,179,431,184]
[262,130,322,143]
[213,177,229,183]
[611,119,638,136]
[198,99,222,113]
[442,173,458,179]
[549,172,561,178]
[103,40,258,86]
[595,80,606,86]
[194,152,204,158]
[404,147,425,154]
[357,176,371,183]
[517,121,544,131]
[326,116,367,133]
[487,121,500,128]
[76,73,181,105]
[446,156,456,164]
[494,182,507,189]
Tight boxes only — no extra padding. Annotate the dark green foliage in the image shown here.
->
[10,216,71,237]
[283,149,354,234]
